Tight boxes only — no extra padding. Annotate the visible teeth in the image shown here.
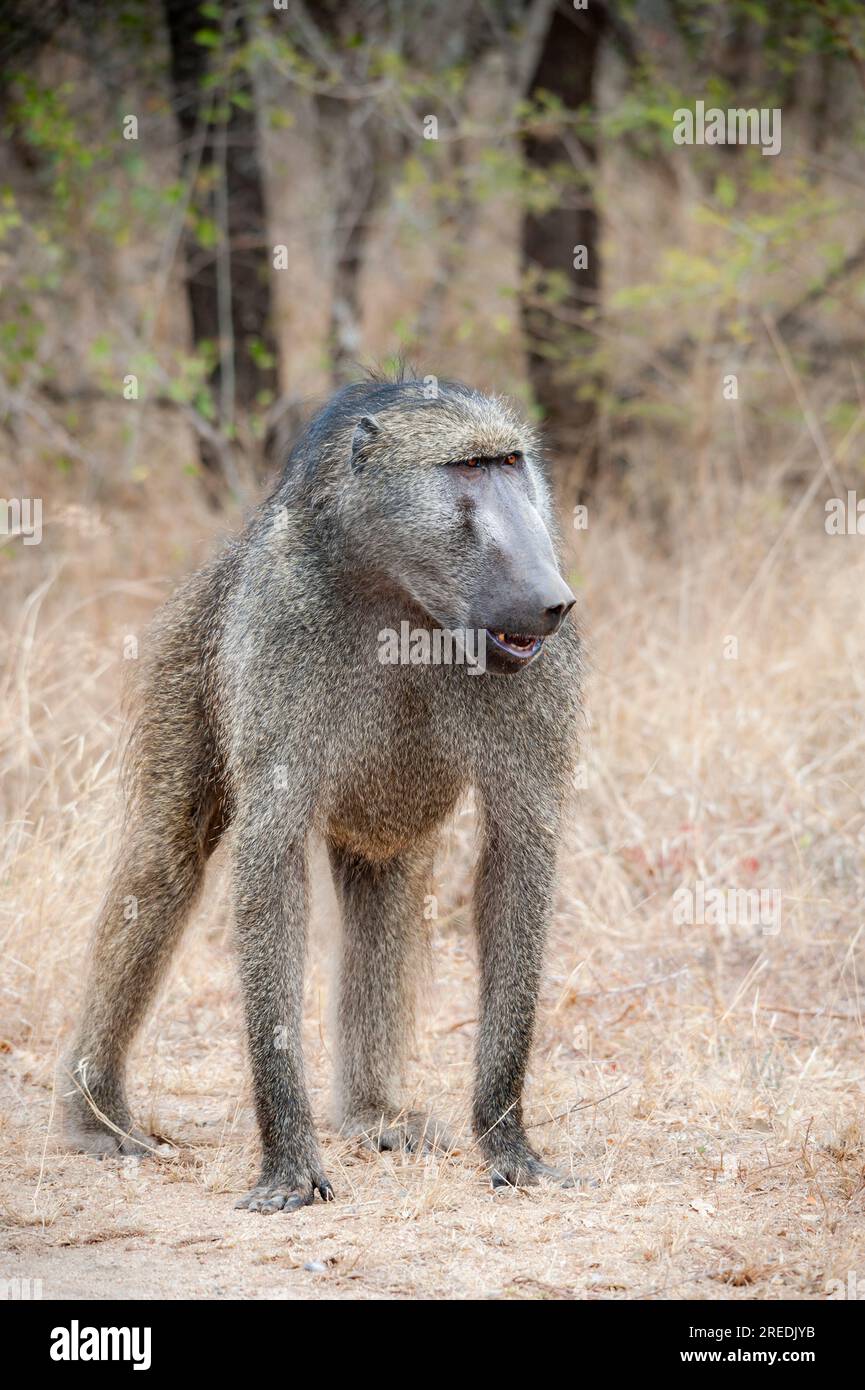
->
[489,629,541,653]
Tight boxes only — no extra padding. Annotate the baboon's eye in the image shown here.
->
[505,452,520,465]
[465,458,479,468]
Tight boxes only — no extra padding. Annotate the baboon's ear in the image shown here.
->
[350,415,380,474]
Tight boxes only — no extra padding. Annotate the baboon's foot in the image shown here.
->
[235,1168,334,1215]
[483,1138,582,1190]
[66,1118,164,1159]
[345,1108,453,1155]
[65,1063,166,1159]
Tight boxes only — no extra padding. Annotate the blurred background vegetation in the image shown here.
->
[0,0,864,519]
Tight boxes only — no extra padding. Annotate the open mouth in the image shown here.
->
[486,630,545,661]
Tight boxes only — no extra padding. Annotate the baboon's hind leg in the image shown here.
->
[328,839,451,1155]
[66,695,226,1157]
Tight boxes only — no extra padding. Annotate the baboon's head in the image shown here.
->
[299,377,576,671]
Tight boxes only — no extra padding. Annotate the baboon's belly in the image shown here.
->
[324,738,465,860]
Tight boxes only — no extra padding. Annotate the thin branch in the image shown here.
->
[529,1082,632,1129]
[567,966,690,1000]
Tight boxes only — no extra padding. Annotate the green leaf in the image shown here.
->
[714,174,737,209]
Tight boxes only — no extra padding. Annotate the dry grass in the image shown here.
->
[2,422,864,1301]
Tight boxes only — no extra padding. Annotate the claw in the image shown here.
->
[235,1175,334,1214]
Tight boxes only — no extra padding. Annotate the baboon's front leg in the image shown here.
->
[328,840,448,1153]
[473,801,566,1188]
[233,810,332,1214]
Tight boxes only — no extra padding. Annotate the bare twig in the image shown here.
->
[529,1082,632,1129]
[567,966,690,1000]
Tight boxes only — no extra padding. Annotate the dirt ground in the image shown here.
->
[3,912,864,1301]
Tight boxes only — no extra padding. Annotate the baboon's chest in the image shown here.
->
[323,688,467,859]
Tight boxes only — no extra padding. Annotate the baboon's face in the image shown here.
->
[346,408,575,671]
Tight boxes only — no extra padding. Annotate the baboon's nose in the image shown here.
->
[543,592,576,634]
[536,577,576,635]
[492,576,575,639]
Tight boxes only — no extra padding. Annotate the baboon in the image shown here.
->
[66,374,583,1213]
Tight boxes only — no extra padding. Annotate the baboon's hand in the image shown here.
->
[234,1170,334,1215]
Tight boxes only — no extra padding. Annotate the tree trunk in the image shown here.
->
[162,0,278,490]
[315,92,384,387]
[521,0,606,505]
